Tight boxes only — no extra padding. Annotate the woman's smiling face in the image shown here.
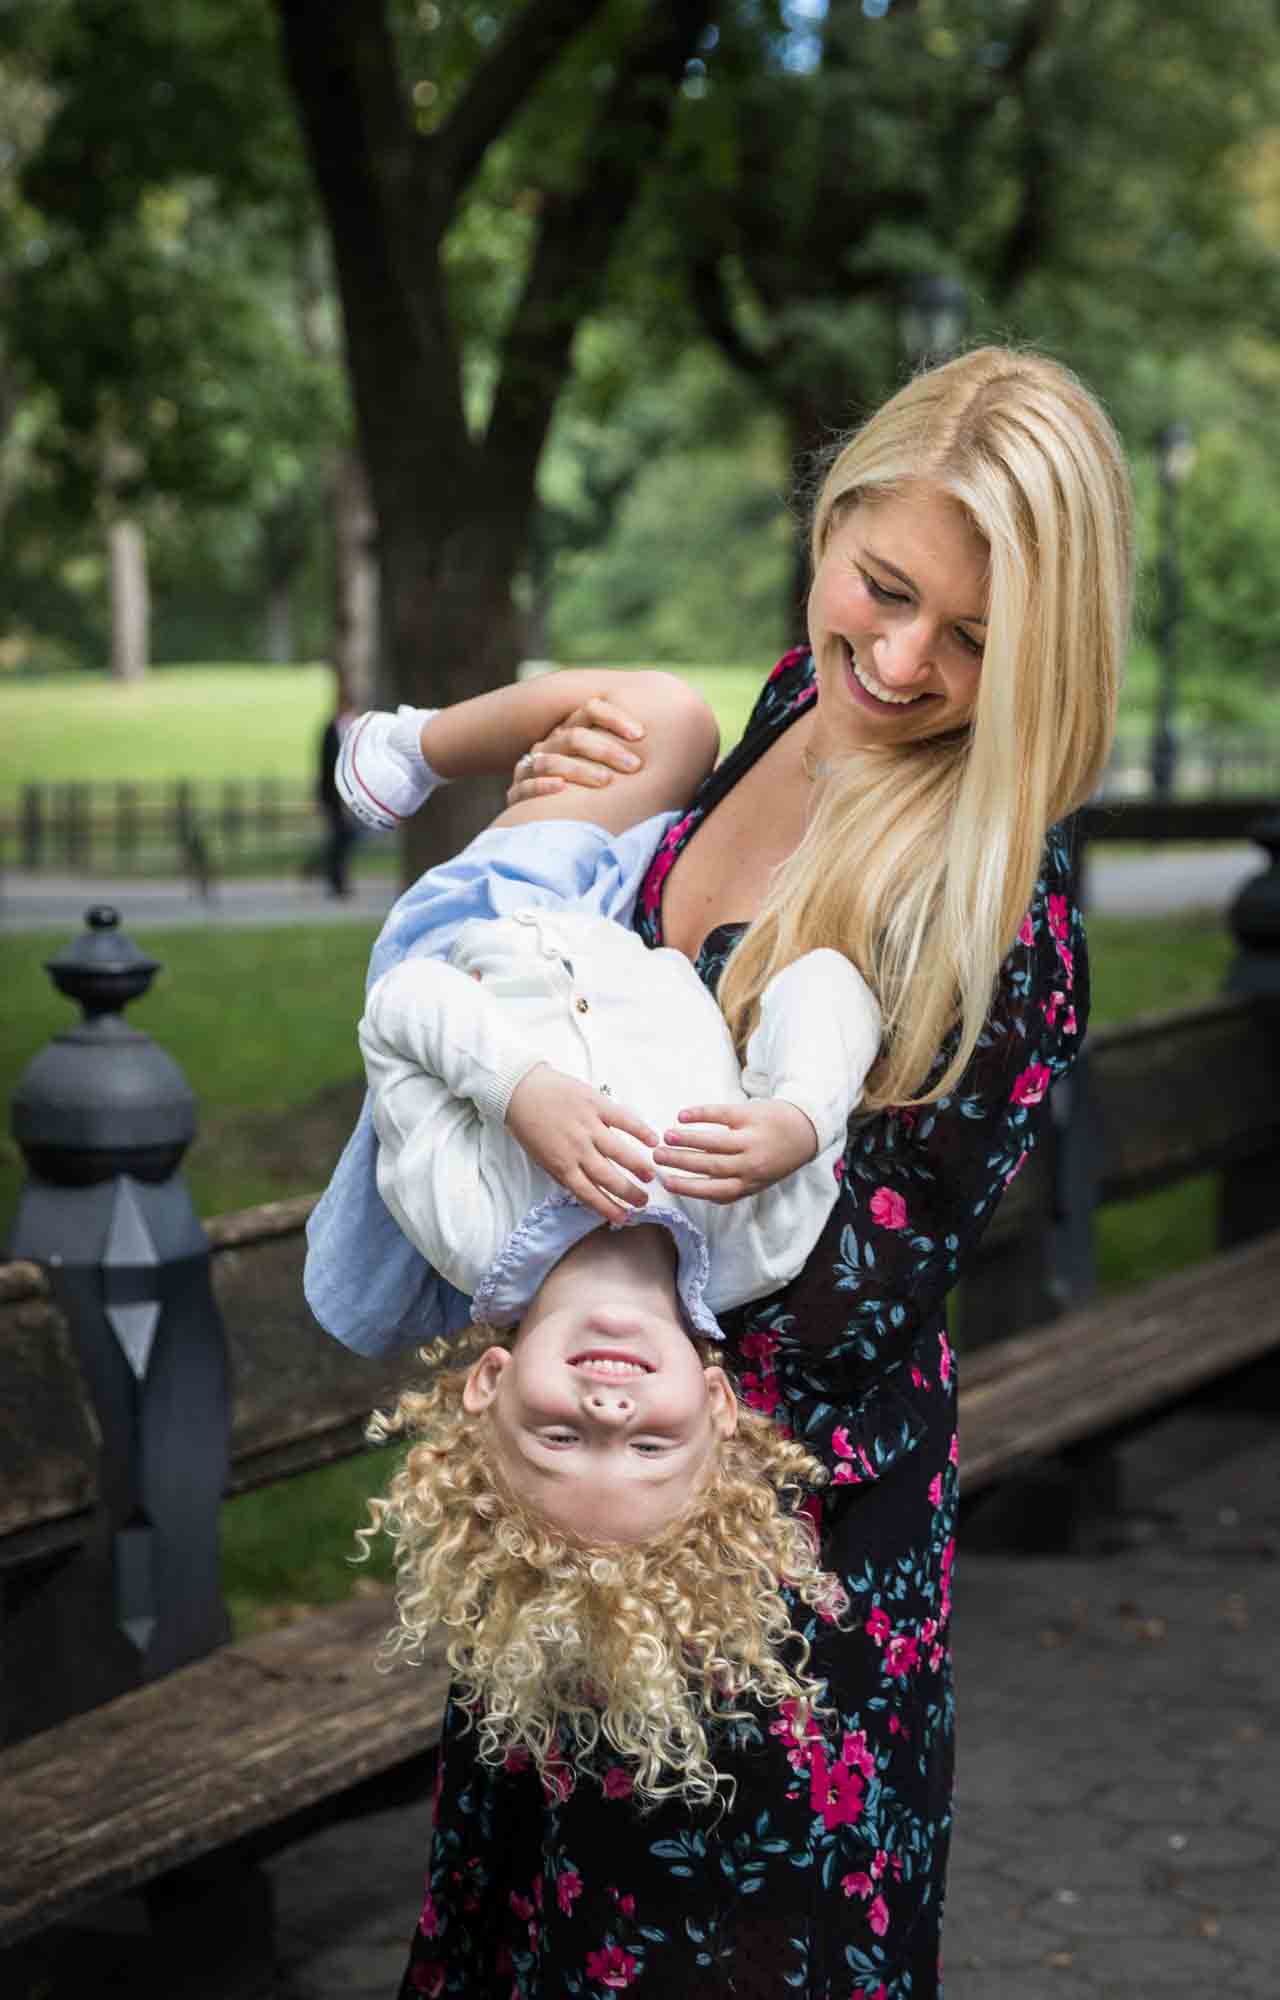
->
[807,482,990,755]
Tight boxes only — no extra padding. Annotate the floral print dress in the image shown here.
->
[398,650,1088,2000]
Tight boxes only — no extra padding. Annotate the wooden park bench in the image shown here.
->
[2,973,1279,1991]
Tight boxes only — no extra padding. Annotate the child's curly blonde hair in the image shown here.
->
[360,1341,846,1810]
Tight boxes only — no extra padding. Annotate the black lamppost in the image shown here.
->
[1150,421,1196,799]
[897,275,969,369]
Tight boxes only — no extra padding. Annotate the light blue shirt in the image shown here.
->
[304,814,677,1357]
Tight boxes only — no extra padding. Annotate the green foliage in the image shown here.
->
[0,0,349,670]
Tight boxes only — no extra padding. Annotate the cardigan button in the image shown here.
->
[575,997,589,1014]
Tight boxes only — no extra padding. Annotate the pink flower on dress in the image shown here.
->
[1004,1149,1028,1188]
[603,1765,634,1801]
[938,1328,953,1387]
[1017,910,1036,948]
[740,1370,781,1417]
[869,1894,891,1937]
[841,1728,876,1778]
[841,1870,874,1900]
[503,1746,532,1774]
[639,823,690,916]
[409,1966,444,1997]
[884,1633,920,1679]
[1063,1006,1078,1034]
[948,1433,959,1466]
[608,1887,637,1917]
[809,1741,867,1831]
[1047,893,1069,942]
[585,1944,638,1988]
[1056,938,1075,988]
[834,1154,845,1184]
[767,645,808,683]
[928,1473,943,1508]
[871,1849,888,1880]
[510,1891,535,1921]
[869,1185,908,1231]
[1011,1063,1052,1108]
[865,1607,891,1646]
[1043,989,1065,1027]
[418,1889,441,1939]
[557,1870,583,1916]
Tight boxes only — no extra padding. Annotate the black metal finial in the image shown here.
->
[44,905,162,1018]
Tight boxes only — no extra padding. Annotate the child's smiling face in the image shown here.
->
[462,1237,737,1545]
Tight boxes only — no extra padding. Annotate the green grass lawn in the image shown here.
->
[0,661,766,803]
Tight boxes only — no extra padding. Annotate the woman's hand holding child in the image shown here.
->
[652,1099,819,1204]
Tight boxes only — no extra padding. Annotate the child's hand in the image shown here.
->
[506,1063,659,1223]
[652,1100,819,1204]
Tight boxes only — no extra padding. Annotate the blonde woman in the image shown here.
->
[392,347,1133,2000]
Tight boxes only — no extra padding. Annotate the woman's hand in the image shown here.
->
[506,695,648,805]
[652,1100,820,1204]
[506,1062,659,1223]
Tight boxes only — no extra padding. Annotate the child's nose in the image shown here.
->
[584,1388,634,1424]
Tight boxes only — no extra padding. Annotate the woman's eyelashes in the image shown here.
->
[861,568,908,606]
[859,568,985,660]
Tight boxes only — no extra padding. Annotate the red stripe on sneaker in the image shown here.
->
[347,713,404,823]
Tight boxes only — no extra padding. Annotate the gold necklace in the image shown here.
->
[801,745,839,782]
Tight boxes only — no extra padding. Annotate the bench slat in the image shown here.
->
[0,1592,448,1945]
[962,1227,1280,1492]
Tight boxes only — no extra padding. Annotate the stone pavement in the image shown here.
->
[263,1397,1280,2000]
[0,844,1266,934]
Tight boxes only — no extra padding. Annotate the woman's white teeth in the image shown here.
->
[849,646,925,706]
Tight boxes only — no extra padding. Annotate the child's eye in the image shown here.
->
[955,628,984,660]
[631,1440,669,1456]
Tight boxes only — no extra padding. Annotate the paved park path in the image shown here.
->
[263,1395,1280,2000]
[0,844,1266,933]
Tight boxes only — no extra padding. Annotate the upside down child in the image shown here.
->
[304,678,881,1803]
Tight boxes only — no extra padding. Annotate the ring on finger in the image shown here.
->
[518,750,537,778]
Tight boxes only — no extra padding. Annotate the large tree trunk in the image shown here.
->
[109,514,149,683]
[332,447,379,708]
[381,498,527,884]
[275,0,713,884]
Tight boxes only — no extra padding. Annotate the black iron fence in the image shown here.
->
[1100,730,1280,800]
[0,779,337,880]
[3,732,1278,882]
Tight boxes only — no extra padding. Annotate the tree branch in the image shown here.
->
[483,0,713,495]
[689,252,772,381]
[987,0,1065,296]
[436,0,614,201]
[274,0,469,487]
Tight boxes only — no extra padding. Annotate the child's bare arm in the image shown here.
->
[340,672,718,837]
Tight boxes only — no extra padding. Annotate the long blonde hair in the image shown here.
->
[361,1358,845,1810]
[718,347,1134,1108]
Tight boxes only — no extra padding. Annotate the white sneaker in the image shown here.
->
[336,707,442,830]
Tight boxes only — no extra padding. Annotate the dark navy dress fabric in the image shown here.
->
[397,650,1088,1999]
